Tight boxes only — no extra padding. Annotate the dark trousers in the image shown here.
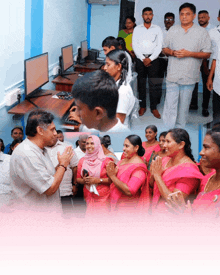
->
[213,90,220,125]
[135,57,163,110]
[190,62,210,110]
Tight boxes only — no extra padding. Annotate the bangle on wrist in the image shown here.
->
[58,164,67,171]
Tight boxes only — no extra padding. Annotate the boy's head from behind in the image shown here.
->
[71,70,118,130]
[102,36,120,55]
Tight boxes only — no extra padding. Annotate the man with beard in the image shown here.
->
[132,7,163,118]
[190,10,215,117]
[10,109,73,211]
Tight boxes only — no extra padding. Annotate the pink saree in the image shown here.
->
[152,157,203,211]
[192,172,220,216]
[110,161,150,212]
[77,157,111,213]
[141,143,161,162]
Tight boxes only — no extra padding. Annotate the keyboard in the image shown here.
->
[62,103,80,126]
[56,91,74,100]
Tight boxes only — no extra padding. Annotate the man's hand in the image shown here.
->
[72,185,78,196]
[174,49,190,58]
[57,146,74,168]
[207,77,213,91]
[143,57,152,67]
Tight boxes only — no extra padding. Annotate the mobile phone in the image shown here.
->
[83,169,89,177]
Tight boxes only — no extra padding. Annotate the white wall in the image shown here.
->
[90,4,121,55]
[43,0,88,68]
[0,0,25,106]
[135,0,220,28]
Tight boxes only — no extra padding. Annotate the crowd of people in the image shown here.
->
[67,2,220,133]
[1,109,220,218]
[1,2,220,218]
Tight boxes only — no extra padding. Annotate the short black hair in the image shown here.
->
[179,2,196,14]
[0,138,5,152]
[142,7,153,14]
[56,130,63,135]
[71,70,118,120]
[11,127,23,135]
[26,109,54,137]
[102,36,120,49]
[164,12,175,20]
[218,9,220,18]
[198,10,209,15]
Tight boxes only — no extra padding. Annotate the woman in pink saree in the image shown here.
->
[167,128,220,217]
[150,128,203,213]
[106,135,150,213]
[76,135,112,214]
[142,125,161,163]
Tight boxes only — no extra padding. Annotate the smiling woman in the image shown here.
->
[150,128,203,213]
[76,135,112,214]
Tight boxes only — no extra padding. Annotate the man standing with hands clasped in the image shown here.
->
[132,7,163,118]
[162,2,211,128]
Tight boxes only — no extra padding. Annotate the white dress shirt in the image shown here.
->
[46,141,79,197]
[0,152,12,194]
[10,138,61,211]
[132,23,163,62]
[74,146,86,160]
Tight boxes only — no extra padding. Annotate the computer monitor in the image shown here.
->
[81,40,88,61]
[61,44,74,73]
[24,52,50,99]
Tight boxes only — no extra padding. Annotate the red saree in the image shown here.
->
[152,157,203,211]
[110,161,150,212]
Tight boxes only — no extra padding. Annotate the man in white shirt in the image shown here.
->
[207,22,220,125]
[74,134,88,160]
[46,139,78,212]
[160,12,175,79]
[0,146,12,207]
[190,10,215,117]
[132,7,163,118]
[10,109,74,212]
[162,2,211,129]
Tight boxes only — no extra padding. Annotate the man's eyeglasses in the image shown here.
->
[165,18,174,21]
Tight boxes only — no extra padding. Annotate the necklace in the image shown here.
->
[204,174,220,193]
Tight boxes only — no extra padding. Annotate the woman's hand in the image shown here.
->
[106,161,118,178]
[84,176,99,186]
[165,191,192,214]
[151,156,163,177]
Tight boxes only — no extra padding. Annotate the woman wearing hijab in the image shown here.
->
[76,135,112,213]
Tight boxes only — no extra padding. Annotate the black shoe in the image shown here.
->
[202,109,209,117]
[189,104,198,110]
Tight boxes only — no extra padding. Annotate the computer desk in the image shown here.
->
[8,90,74,118]
[52,61,102,92]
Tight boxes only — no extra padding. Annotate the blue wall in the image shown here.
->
[0,0,88,145]
[90,4,121,56]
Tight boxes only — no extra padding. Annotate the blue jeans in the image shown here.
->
[162,81,195,129]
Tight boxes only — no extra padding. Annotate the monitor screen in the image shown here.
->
[25,53,49,97]
[81,40,88,59]
[62,44,74,72]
